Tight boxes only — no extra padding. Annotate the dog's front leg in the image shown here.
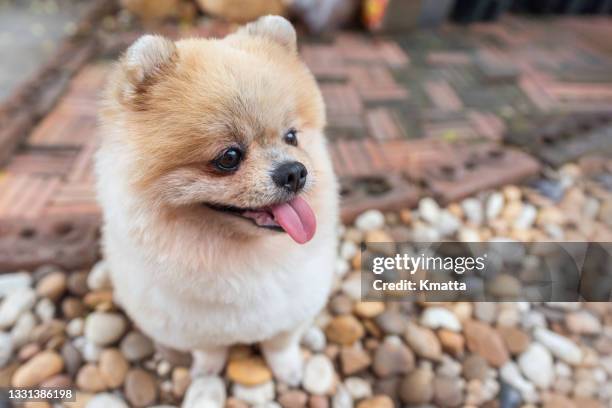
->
[190,346,229,378]
[261,323,308,386]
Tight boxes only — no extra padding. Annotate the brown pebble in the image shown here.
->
[171,367,191,398]
[40,374,72,389]
[62,298,87,319]
[497,326,530,355]
[372,338,414,378]
[340,345,371,375]
[61,342,82,377]
[354,302,385,318]
[76,364,107,393]
[83,290,114,309]
[11,351,64,388]
[18,343,41,361]
[279,390,308,408]
[437,329,465,356]
[99,348,129,389]
[227,356,272,386]
[36,272,67,301]
[356,395,394,408]
[433,376,463,407]
[464,320,509,367]
[399,367,434,405]
[308,395,329,408]
[67,272,89,296]
[404,322,442,361]
[462,354,489,381]
[0,363,18,388]
[125,368,158,407]
[543,394,576,408]
[226,397,249,408]
[329,294,354,315]
[325,315,365,345]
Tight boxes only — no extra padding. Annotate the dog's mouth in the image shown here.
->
[204,196,316,244]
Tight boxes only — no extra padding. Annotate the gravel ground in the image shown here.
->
[0,160,611,408]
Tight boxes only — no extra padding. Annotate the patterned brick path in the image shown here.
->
[2,16,612,227]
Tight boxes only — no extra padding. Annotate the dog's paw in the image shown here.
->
[265,345,303,387]
[190,348,228,378]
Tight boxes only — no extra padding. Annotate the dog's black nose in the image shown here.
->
[272,161,308,193]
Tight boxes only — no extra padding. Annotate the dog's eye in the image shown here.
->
[283,128,298,146]
[214,147,243,171]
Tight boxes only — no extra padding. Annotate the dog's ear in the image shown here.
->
[237,15,297,53]
[120,35,177,101]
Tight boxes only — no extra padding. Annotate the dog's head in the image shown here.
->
[101,16,331,244]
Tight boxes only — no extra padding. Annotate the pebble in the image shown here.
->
[499,362,537,403]
[325,315,365,345]
[355,210,385,232]
[339,241,358,261]
[438,329,465,356]
[125,368,158,407]
[374,310,406,335]
[35,298,55,322]
[183,376,226,408]
[84,312,127,346]
[353,302,385,319]
[11,350,64,387]
[120,331,154,361]
[497,326,530,355]
[61,342,82,377]
[474,302,497,323]
[302,326,326,352]
[462,354,489,381]
[67,271,89,296]
[499,382,522,408]
[518,343,554,389]
[76,364,107,392]
[0,332,13,367]
[340,275,361,301]
[404,322,441,361]
[35,271,67,301]
[0,288,36,329]
[331,384,352,408]
[486,192,505,220]
[227,356,272,386]
[418,197,441,224]
[339,344,371,375]
[82,340,103,362]
[303,354,335,395]
[355,395,393,408]
[171,367,190,398]
[513,204,537,230]
[66,318,84,338]
[399,366,434,405]
[0,272,32,298]
[232,380,275,405]
[87,260,113,290]
[433,376,463,407]
[458,227,481,242]
[372,336,414,378]
[462,198,483,225]
[464,320,509,367]
[99,348,129,388]
[435,210,461,236]
[566,311,601,335]
[62,297,87,319]
[420,307,462,332]
[344,377,372,400]
[279,390,308,408]
[10,312,35,347]
[534,328,582,365]
[86,393,129,408]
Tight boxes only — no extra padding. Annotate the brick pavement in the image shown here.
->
[1,15,612,244]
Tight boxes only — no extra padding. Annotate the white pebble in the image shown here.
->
[420,307,462,332]
[10,312,36,347]
[462,198,483,225]
[66,318,85,338]
[232,381,274,405]
[534,328,582,365]
[0,332,13,367]
[87,260,113,290]
[0,287,36,329]
[354,210,385,232]
[513,204,537,230]
[184,376,227,408]
[87,393,129,408]
[343,377,372,400]
[35,298,55,322]
[334,259,349,277]
[500,362,538,403]
[301,326,326,352]
[332,384,354,408]
[0,272,32,298]
[486,192,504,220]
[303,354,335,395]
[339,241,358,260]
[418,197,441,225]
[518,343,554,389]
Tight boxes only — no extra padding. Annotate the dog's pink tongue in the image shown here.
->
[270,196,316,244]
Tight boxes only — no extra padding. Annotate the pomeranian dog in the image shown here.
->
[95,16,338,385]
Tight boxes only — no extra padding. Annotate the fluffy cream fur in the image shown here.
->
[95,16,338,384]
